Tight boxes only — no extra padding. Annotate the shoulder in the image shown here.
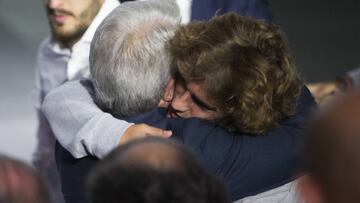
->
[43,80,94,110]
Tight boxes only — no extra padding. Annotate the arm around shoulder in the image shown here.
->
[42,80,133,159]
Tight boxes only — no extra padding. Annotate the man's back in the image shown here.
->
[56,84,315,202]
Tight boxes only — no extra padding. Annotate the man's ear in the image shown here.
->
[297,175,325,203]
[163,78,175,102]
[158,78,175,108]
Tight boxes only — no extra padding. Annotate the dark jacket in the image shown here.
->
[191,0,273,22]
[56,87,316,203]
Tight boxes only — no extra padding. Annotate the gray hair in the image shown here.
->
[90,0,180,117]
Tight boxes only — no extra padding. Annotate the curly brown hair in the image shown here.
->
[167,13,303,134]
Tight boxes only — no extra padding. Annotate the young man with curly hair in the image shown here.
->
[168,13,302,135]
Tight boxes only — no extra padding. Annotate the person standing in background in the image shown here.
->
[32,0,120,202]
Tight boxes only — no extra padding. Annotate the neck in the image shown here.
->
[59,36,82,49]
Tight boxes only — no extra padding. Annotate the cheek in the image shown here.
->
[68,0,92,19]
[188,102,221,120]
[62,6,92,30]
[188,104,212,119]
[69,0,86,13]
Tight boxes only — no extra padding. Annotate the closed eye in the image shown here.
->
[189,92,217,112]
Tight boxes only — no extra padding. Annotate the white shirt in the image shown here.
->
[175,0,192,24]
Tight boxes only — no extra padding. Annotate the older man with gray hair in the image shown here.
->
[90,0,178,118]
[51,1,181,202]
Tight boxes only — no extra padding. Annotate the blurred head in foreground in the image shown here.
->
[88,137,230,203]
[299,91,360,203]
[0,155,49,203]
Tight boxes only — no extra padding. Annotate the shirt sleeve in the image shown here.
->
[32,44,44,111]
[32,39,58,173]
[41,80,133,159]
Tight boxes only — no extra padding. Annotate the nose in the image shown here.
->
[171,90,192,112]
[46,0,64,9]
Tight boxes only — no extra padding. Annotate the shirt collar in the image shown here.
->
[80,0,120,44]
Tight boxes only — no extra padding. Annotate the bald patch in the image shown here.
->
[119,141,184,172]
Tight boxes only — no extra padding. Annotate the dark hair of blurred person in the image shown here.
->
[0,155,49,203]
[299,91,360,203]
[87,137,230,203]
[168,13,302,134]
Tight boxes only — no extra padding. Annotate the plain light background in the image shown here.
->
[0,0,48,162]
[0,0,359,162]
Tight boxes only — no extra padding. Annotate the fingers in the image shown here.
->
[307,82,339,104]
[119,124,172,145]
[141,124,172,138]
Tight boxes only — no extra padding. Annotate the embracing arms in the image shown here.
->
[42,80,170,158]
